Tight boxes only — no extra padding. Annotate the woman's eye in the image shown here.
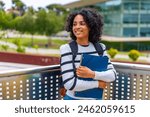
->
[73,23,76,26]
[80,22,86,25]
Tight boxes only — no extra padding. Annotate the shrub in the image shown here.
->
[13,39,21,46]
[1,45,9,51]
[16,45,26,53]
[33,44,39,50]
[128,49,140,61]
[107,48,118,59]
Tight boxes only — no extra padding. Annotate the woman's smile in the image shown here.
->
[73,14,90,40]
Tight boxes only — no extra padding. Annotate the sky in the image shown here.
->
[1,0,79,10]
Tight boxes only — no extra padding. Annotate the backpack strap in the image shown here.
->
[69,40,78,90]
[93,42,104,56]
[69,40,78,60]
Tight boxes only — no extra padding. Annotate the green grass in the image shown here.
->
[1,37,68,49]
[111,57,148,64]
[0,46,16,52]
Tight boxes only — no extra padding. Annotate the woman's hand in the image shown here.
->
[76,66,95,78]
[98,80,107,89]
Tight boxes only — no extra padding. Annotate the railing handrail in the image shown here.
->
[0,64,60,78]
[113,62,150,71]
[0,62,150,78]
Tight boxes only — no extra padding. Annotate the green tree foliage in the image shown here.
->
[0,1,5,10]
[107,48,118,59]
[0,10,7,29]
[46,4,68,15]
[13,16,25,36]
[0,4,66,47]
[35,9,47,35]
[12,0,26,16]
[128,49,140,61]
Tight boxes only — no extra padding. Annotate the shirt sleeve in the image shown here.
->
[93,48,117,82]
[60,44,99,91]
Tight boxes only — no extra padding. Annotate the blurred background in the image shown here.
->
[0,0,150,100]
[0,0,150,70]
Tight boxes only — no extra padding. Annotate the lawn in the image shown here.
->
[1,37,68,49]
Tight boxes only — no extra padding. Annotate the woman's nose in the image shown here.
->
[75,24,81,29]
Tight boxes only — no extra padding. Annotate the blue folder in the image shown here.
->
[75,53,108,99]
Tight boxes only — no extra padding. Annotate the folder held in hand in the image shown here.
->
[75,53,109,99]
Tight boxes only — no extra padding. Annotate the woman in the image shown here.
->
[60,8,116,100]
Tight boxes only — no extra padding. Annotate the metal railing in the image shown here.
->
[0,65,61,100]
[104,62,150,100]
[0,62,150,100]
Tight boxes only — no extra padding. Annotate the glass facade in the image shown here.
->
[89,0,150,37]
[140,28,150,37]
[123,28,138,37]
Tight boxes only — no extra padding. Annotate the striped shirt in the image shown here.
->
[60,42,116,99]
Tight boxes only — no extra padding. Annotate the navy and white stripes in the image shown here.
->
[60,42,116,99]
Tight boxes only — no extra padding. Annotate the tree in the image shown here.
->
[44,10,64,46]
[12,0,26,16]
[46,4,68,15]
[35,9,47,35]
[22,12,36,46]
[0,10,14,39]
[0,1,5,10]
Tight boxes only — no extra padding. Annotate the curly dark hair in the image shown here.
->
[65,8,104,43]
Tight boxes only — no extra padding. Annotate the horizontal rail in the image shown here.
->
[1,62,150,78]
[113,62,150,71]
[0,65,60,78]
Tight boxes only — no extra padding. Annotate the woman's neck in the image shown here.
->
[76,38,89,46]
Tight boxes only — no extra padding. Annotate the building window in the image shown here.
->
[141,2,150,10]
[123,14,138,23]
[140,28,150,37]
[123,28,138,37]
[140,14,150,23]
[124,2,138,10]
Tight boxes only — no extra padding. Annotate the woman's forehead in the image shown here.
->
[73,14,85,22]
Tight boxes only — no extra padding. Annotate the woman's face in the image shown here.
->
[72,14,90,40]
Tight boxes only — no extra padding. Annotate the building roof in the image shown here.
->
[64,0,109,8]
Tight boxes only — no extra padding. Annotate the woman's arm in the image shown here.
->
[60,44,99,91]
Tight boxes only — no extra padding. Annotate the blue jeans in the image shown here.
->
[63,95,78,100]
[63,95,102,100]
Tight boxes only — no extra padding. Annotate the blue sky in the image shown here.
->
[1,0,79,9]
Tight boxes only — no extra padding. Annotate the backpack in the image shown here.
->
[69,40,104,59]
[59,40,105,96]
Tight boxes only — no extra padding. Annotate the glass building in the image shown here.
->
[65,0,150,37]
